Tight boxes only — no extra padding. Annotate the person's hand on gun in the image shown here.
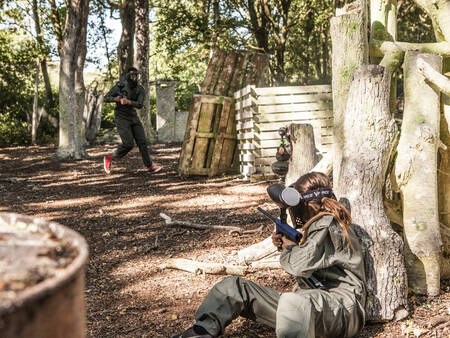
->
[272,232,297,250]
[120,97,132,105]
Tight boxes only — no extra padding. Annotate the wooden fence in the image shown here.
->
[234,84,333,176]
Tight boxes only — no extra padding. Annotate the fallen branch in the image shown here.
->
[160,258,247,276]
[417,57,450,97]
[159,213,263,236]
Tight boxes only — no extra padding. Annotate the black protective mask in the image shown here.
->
[126,71,139,88]
[266,183,336,228]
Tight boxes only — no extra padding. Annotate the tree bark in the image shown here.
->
[83,82,104,144]
[134,0,155,142]
[412,0,450,42]
[32,59,40,145]
[118,0,136,75]
[54,0,90,160]
[330,0,369,194]
[337,65,407,321]
[285,124,319,186]
[395,52,443,296]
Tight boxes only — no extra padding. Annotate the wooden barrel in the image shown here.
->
[0,213,88,338]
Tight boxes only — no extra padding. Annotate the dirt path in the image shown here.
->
[0,143,448,337]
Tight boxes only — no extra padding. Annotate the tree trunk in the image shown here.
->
[54,0,90,160]
[32,0,53,107]
[330,0,369,194]
[337,65,408,321]
[32,59,40,145]
[118,0,136,75]
[285,124,319,186]
[395,52,443,296]
[83,82,104,144]
[135,0,155,142]
[412,0,450,42]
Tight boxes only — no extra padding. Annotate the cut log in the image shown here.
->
[395,52,443,296]
[337,65,407,321]
[285,123,319,186]
[417,57,450,96]
[330,0,369,193]
[160,258,247,276]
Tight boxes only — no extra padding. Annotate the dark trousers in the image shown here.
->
[112,114,152,167]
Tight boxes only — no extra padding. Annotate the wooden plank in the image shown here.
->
[254,156,277,165]
[235,96,256,111]
[233,84,255,99]
[255,111,332,123]
[178,96,203,175]
[237,131,254,140]
[237,120,254,130]
[229,51,249,96]
[239,153,255,162]
[191,102,216,169]
[214,51,238,96]
[240,165,256,175]
[257,93,332,105]
[255,85,331,96]
[236,109,254,121]
[239,143,255,150]
[200,49,226,95]
[206,104,222,169]
[258,102,332,114]
[255,119,333,132]
[193,94,233,105]
[220,105,238,171]
[321,135,334,144]
[209,100,232,176]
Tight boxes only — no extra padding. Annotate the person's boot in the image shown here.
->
[171,325,214,338]
[103,155,112,174]
[147,165,162,174]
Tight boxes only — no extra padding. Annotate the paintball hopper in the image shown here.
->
[267,184,300,208]
[267,183,336,208]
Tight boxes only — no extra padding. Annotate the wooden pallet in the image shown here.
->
[178,95,238,177]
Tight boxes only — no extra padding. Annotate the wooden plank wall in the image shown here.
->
[234,85,333,176]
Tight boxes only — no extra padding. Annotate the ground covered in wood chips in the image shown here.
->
[0,142,449,338]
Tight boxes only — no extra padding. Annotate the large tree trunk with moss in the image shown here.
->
[330,0,369,193]
[135,0,155,143]
[337,65,408,321]
[395,52,443,296]
[285,123,319,186]
[54,0,90,160]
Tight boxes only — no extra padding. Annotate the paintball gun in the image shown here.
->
[257,206,326,290]
[115,81,127,98]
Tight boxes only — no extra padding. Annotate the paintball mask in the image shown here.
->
[126,70,139,88]
[266,183,335,228]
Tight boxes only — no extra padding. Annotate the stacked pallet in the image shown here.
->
[234,84,333,177]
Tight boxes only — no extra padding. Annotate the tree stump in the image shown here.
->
[285,123,319,186]
[0,213,88,338]
[337,65,408,321]
[395,52,443,296]
[330,0,369,193]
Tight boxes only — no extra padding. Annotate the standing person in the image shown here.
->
[103,67,161,174]
[172,172,366,338]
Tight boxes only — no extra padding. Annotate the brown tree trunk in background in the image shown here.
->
[118,0,136,75]
[395,52,443,296]
[32,0,53,107]
[338,65,408,321]
[330,0,369,193]
[135,0,155,142]
[285,124,319,186]
[32,59,40,145]
[54,0,90,160]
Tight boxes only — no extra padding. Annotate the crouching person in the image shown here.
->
[172,172,366,338]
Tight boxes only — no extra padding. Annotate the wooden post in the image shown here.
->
[338,65,408,321]
[395,52,443,296]
[330,0,369,193]
[285,124,319,186]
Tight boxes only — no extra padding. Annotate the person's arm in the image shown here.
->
[279,227,329,278]
[104,85,121,103]
[120,86,144,108]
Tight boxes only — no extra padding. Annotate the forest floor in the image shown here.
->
[0,142,449,338]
